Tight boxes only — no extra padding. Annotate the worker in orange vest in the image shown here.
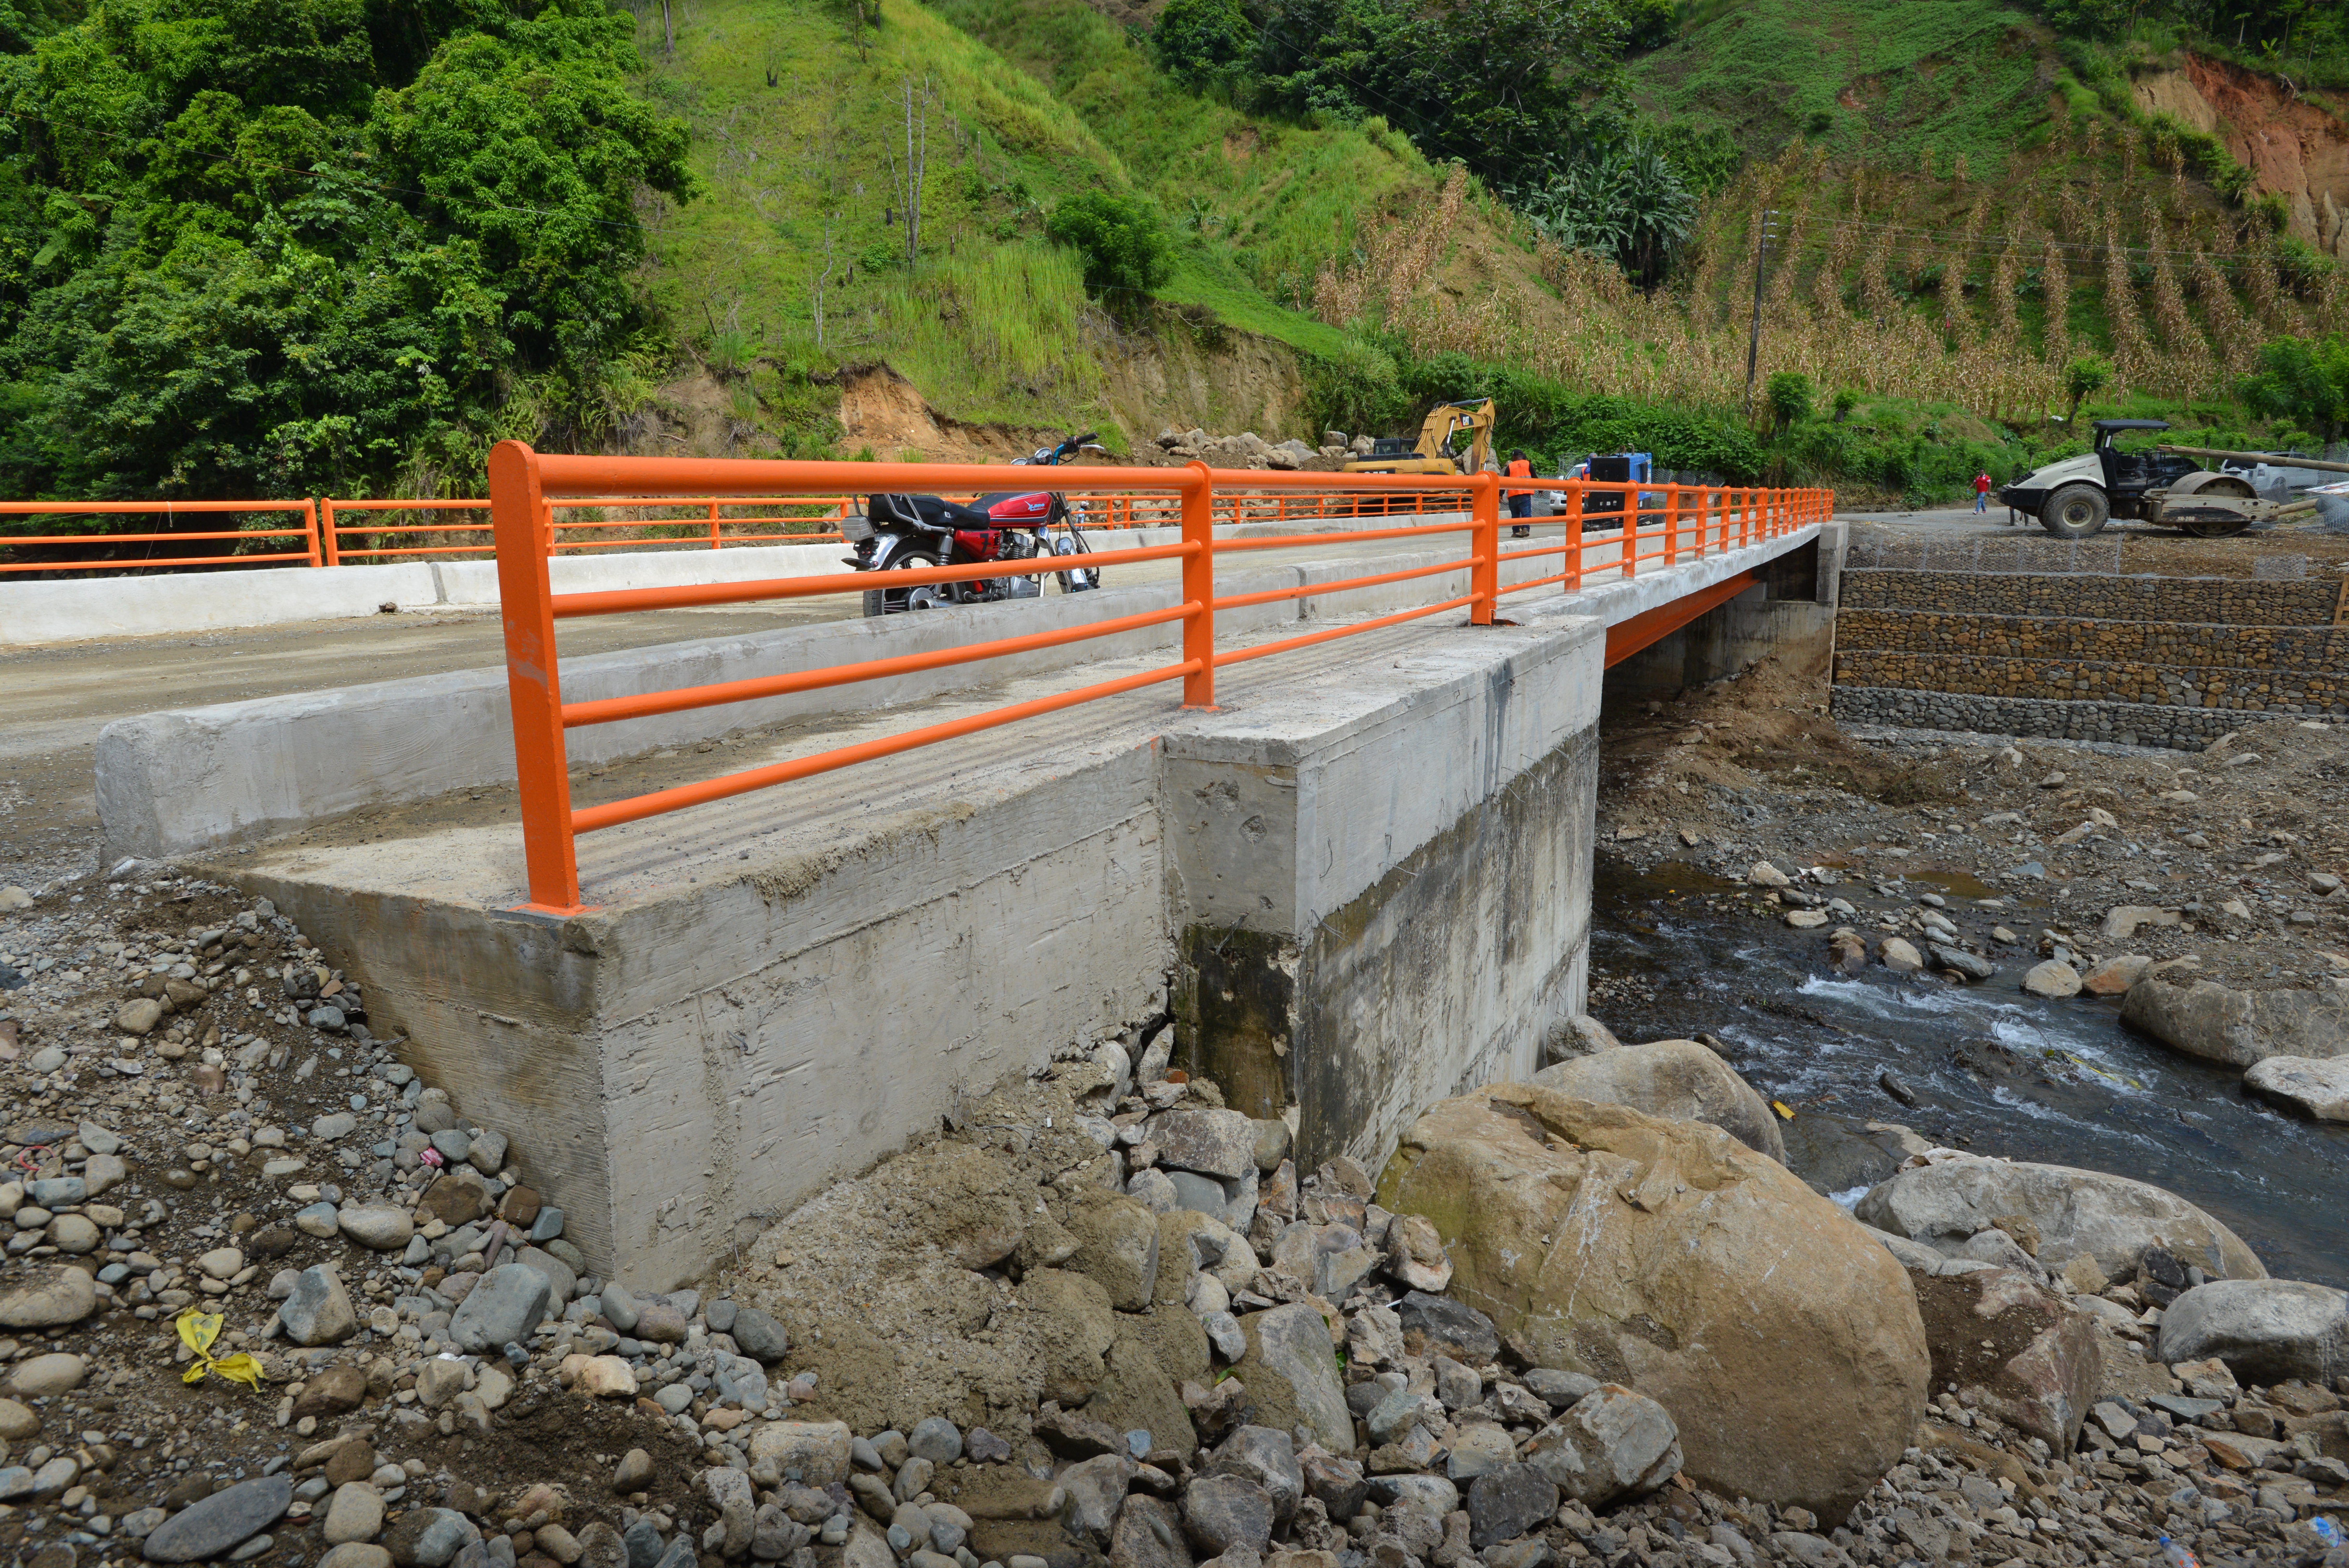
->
[1506,449,1534,538]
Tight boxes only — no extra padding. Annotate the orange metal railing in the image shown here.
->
[0,500,322,574]
[1,484,1494,577]
[484,441,1830,913]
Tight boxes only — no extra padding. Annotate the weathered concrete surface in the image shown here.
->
[176,525,1821,1286]
[217,697,1175,1292]
[1166,617,1603,1175]
[207,603,1604,1289]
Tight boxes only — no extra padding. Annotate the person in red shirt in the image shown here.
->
[1506,449,1535,538]
[1974,470,1993,514]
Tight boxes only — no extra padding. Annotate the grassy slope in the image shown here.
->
[1634,0,2048,179]
[633,0,1447,440]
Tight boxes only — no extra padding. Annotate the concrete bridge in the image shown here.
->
[91,461,1843,1288]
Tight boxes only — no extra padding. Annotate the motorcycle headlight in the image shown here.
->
[841,513,875,542]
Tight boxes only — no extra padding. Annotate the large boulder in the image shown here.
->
[2120,979,2349,1068]
[1909,1269,2101,1452]
[1376,1084,1927,1521]
[2243,1056,2349,1122]
[2155,1280,2349,1386]
[1232,1303,1351,1454]
[1531,1039,1786,1163]
[1854,1158,2266,1285]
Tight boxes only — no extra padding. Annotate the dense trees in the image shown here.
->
[0,0,693,500]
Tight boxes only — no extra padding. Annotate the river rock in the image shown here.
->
[1854,1157,2265,1284]
[1233,1303,1351,1453]
[339,1204,415,1251]
[1378,1084,1927,1520]
[1182,1473,1274,1556]
[1465,1463,1559,1548]
[1064,1190,1162,1310]
[2079,955,2151,996]
[1522,1387,1682,1510]
[2100,905,2180,941]
[2021,960,2081,998]
[1203,1425,1303,1520]
[280,1266,358,1346]
[1928,943,1995,982]
[319,1548,394,1568]
[1151,1110,1261,1180]
[1878,938,1924,974]
[1915,1269,2100,1450]
[324,1482,387,1545]
[1393,1290,1499,1364]
[0,1263,96,1328]
[141,1474,292,1561]
[2121,978,2349,1067]
[731,1306,790,1364]
[2243,1056,2349,1121]
[2155,1279,2349,1385]
[5,1353,86,1397]
[1110,1495,1188,1568]
[383,1506,479,1567]
[749,1421,854,1486]
[0,1398,37,1439]
[447,1264,551,1352]
[1542,1014,1624,1066]
[1531,1039,1786,1163]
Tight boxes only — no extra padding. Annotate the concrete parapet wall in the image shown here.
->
[1835,607,2349,670]
[96,527,1790,861]
[1834,650,2349,714]
[1827,687,2261,749]
[1839,570,2339,626]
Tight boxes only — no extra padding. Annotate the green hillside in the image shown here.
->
[637,0,1443,451]
[3,0,2343,526]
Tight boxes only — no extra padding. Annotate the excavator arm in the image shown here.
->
[1412,399,1495,470]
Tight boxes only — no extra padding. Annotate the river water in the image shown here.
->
[1587,856,2349,1289]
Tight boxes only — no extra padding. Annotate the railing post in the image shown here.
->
[489,440,584,914]
[1664,483,1680,566]
[1182,463,1215,710]
[1567,482,1584,591]
[316,500,338,568]
[709,499,721,549]
[303,500,324,568]
[1470,473,1499,626]
[1620,485,1636,579]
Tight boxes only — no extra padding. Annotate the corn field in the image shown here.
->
[1313,138,2349,424]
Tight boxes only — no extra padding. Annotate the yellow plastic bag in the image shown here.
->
[175,1307,266,1391]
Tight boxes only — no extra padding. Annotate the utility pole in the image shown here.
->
[1744,207,1777,422]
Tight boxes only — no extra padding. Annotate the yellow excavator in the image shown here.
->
[1344,398,1496,477]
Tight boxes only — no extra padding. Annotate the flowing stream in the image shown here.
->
[1588,857,2349,1288]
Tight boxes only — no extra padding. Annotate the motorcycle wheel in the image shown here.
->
[861,549,946,617]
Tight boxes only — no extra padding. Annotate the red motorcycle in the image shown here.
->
[845,434,1105,616]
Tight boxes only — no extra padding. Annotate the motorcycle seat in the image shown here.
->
[871,492,1012,531]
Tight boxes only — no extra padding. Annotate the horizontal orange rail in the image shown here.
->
[2,482,1494,577]
[481,442,1831,913]
[0,501,321,574]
